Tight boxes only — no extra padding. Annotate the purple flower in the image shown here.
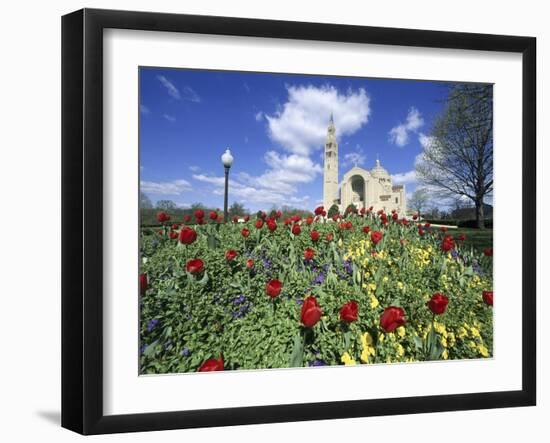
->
[181,347,190,357]
[308,359,327,367]
[295,298,304,306]
[312,273,325,285]
[146,319,159,332]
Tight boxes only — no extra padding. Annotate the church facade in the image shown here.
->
[323,116,407,215]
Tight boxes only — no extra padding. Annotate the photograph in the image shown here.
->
[138,67,494,374]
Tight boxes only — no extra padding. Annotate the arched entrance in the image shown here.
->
[350,175,366,206]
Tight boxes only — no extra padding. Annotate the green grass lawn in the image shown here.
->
[452,227,493,252]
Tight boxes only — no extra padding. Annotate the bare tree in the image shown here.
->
[408,188,430,216]
[416,84,493,228]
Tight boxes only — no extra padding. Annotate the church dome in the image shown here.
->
[370,159,390,179]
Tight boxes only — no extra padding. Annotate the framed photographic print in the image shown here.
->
[62,8,536,435]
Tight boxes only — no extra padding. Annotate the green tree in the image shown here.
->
[229,202,247,218]
[327,204,340,219]
[416,84,493,228]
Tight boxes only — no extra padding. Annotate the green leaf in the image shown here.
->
[289,333,304,367]
[143,340,159,357]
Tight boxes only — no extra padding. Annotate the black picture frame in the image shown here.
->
[62,8,536,435]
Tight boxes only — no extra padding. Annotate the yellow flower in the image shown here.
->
[478,344,490,357]
[467,341,477,350]
[470,327,481,338]
[396,326,406,338]
[361,332,374,347]
[442,350,449,360]
[458,327,468,339]
[447,332,456,347]
[396,343,405,357]
[383,276,389,283]
[441,337,448,348]
[369,295,379,309]
[341,352,356,365]
[397,282,404,290]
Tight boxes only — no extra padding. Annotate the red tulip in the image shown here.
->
[244,215,250,222]
[241,228,250,238]
[326,233,334,242]
[484,248,493,257]
[194,209,205,220]
[169,230,178,239]
[198,354,224,372]
[209,211,217,220]
[183,214,191,223]
[179,226,197,245]
[458,234,466,241]
[255,219,264,229]
[276,210,283,219]
[306,216,313,225]
[379,306,406,332]
[186,258,204,274]
[392,212,399,221]
[301,296,322,328]
[225,250,238,261]
[246,259,254,269]
[413,214,418,220]
[304,247,315,261]
[291,224,301,236]
[232,216,239,223]
[156,211,170,223]
[314,206,324,216]
[340,300,358,323]
[441,235,455,252]
[482,290,493,306]
[171,223,179,230]
[310,230,320,242]
[139,273,148,295]
[371,231,383,245]
[266,279,282,298]
[362,226,370,234]
[267,220,277,232]
[427,292,449,315]
[424,223,431,229]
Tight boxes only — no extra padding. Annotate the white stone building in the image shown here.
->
[322,115,407,214]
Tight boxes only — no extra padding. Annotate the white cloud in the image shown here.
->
[389,107,424,147]
[188,165,201,172]
[157,75,181,100]
[265,84,370,156]
[157,75,200,102]
[192,150,322,207]
[418,132,436,149]
[343,146,366,168]
[255,111,264,122]
[182,86,201,103]
[140,104,151,115]
[391,170,417,186]
[163,114,176,122]
[141,179,192,195]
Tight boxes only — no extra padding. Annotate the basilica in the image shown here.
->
[323,115,407,215]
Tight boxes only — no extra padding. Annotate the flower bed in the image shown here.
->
[139,208,493,373]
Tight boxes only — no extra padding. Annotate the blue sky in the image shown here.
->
[139,67,451,212]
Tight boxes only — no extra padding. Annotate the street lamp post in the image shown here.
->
[221,148,234,222]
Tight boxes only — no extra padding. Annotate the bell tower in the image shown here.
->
[323,114,339,209]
